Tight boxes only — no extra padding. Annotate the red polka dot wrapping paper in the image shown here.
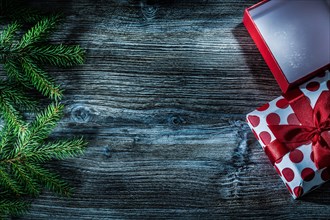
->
[247,71,330,199]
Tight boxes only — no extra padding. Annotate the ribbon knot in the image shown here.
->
[312,131,321,144]
[313,124,330,147]
[266,90,330,169]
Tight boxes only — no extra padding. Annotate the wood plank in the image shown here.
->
[8,0,330,219]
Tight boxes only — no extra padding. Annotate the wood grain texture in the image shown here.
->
[10,0,330,219]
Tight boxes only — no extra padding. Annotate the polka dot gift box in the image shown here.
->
[247,71,330,199]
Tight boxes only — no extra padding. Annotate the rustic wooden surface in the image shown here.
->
[14,0,330,219]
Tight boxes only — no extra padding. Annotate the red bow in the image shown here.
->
[265,90,330,169]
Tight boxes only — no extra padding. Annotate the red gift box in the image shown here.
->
[243,0,330,93]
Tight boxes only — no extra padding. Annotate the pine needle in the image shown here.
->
[0,2,87,218]
[26,138,87,163]
[0,82,37,111]
[24,103,64,146]
[21,58,63,100]
[11,162,41,196]
[18,15,59,49]
[0,103,87,199]
[0,88,26,133]
[28,44,85,67]
[0,22,20,47]
[0,199,29,217]
[3,61,33,89]
[0,166,22,195]
[0,123,14,154]
[25,162,72,197]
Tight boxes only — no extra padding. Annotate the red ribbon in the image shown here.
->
[264,89,330,169]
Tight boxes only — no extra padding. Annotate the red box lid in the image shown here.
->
[243,0,330,93]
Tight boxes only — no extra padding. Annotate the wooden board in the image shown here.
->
[12,0,330,219]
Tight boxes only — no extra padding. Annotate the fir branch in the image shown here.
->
[0,2,87,217]
[3,61,33,89]
[0,199,29,217]
[0,21,20,48]
[21,58,63,100]
[0,166,22,195]
[27,44,85,67]
[25,138,86,163]
[0,103,87,200]
[25,162,72,197]
[0,88,25,133]
[11,162,41,196]
[0,82,37,111]
[0,122,16,159]
[18,15,59,49]
[0,123,11,152]
[20,103,64,150]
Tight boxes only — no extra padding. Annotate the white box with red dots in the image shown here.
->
[247,71,330,199]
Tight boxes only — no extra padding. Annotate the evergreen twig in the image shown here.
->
[0,104,87,216]
[0,199,30,218]
[0,13,85,101]
[0,1,87,218]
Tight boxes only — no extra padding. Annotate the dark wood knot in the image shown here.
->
[103,146,112,158]
[140,2,158,21]
[169,115,186,126]
[71,105,92,123]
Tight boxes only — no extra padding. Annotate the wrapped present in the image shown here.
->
[247,71,330,199]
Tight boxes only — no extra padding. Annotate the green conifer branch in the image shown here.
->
[24,162,72,197]
[26,138,87,163]
[18,15,59,49]
[0,199,29,217]
[27,44,85,67]
[0,22,20,47]
[0,16,85,101]
[0,124,14,154]
[11,162,41,196]
[0,104,87,211]
[20,103,64,149]
[0,1,87,217]
[0,82,37,111]
[0,166,22,194]
[3,61,33,88]
[0,88,25,133]
[21,58,63,100]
